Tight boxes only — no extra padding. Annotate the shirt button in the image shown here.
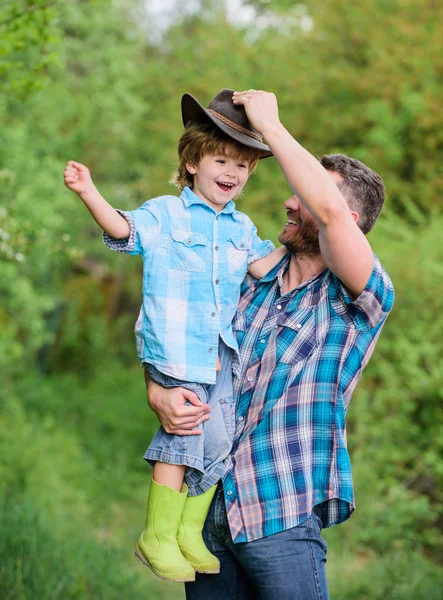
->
[296,323,302,329]
[238,416,244,422]
[215,279,219,285]
[260,339,265,344]
[215,245,219,251]
[211,312,216,317]
[227,490,232,496]
[247,375,253,382]
[277,304,282,310]
[209,348,214,353]
[186,239,192,244]
[240,243,245,248]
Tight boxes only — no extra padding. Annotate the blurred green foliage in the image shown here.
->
[0,0,62,98]
[1,0,442,598]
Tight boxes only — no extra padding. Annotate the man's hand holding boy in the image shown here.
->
[145,374,211,436]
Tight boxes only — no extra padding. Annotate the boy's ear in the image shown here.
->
[186,163,197,175]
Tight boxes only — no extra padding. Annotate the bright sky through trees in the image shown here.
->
[144,0,313,42]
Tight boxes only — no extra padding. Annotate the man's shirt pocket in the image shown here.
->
[276,307,318,364]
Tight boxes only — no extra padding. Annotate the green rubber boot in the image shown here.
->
[177,485,220,574]
[135,480,195,582]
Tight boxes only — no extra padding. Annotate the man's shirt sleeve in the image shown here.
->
[330,253,395,330]
[103,201,161,255]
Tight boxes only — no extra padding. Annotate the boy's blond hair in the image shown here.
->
[171,120,261,190]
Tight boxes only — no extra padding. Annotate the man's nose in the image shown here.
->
[284,195,300,210]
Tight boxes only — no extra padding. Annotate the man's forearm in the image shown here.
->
[232,90,350,225]
[260,122,350,225]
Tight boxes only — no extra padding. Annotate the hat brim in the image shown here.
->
[181,93,273,159]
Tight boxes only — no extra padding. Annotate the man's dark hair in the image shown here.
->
[320,154,385,234]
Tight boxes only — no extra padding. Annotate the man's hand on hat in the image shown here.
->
[232,90,280,137]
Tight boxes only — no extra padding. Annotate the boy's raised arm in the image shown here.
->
[64,160,130,239]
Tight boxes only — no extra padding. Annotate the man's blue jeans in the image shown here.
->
[185,486,330,600]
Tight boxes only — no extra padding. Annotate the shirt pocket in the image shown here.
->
[227,236,251,277]
[276,307,318,364]
[170,230,208,273]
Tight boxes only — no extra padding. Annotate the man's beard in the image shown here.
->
[278,218,321,259]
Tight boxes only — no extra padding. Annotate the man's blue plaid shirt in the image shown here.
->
[222,252,394,543]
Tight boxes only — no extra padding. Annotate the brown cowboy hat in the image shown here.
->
[181,88,272,159]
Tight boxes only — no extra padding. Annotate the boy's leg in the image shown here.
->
[138,366,211,581]
[185,486,257,600]
[185,340,235,496]
[143,365,208,474]
[136,479,195,582]
[177,485,220,574]
[140,352,235,579]
[141,365,223,577]
[153,462,185,491]
[179,340,238,579]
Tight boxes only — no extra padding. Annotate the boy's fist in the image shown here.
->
[64,161,94,195]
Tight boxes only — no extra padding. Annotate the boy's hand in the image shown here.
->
[146,376,211,436]
[64,160,95,195]
[232,90,280,137]
[64,160,130,238]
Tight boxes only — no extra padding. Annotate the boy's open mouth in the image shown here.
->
[217,182,235,192]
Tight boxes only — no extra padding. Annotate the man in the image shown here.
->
[145,90,394,599]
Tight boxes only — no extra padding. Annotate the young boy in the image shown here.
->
[64,89,285,583]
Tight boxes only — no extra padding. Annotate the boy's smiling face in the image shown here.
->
[186,147,251,212]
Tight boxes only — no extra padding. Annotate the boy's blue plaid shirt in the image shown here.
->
[223,253,394,543]
[103,186,274,383]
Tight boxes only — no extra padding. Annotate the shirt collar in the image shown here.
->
[260,252,290,283]
[260,252,328,294]
[181,186,236,214]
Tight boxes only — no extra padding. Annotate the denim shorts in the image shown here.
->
[143,339,235,496]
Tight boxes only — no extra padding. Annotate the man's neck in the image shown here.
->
[281,254,327,295]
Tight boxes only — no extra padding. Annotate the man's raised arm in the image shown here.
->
[232,90,374,299]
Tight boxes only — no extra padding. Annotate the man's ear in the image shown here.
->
[350,210,359,224]
[186,163,197,175]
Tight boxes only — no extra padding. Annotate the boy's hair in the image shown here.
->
[171,120,261,189]
[320,154,385,234]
